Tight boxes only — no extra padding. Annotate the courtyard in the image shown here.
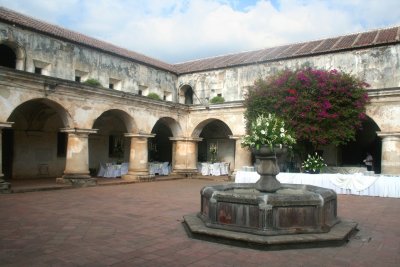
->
[0,178,399,267]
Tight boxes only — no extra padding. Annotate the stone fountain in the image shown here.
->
[183,147,358,250]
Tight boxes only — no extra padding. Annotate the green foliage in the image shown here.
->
[244,68,370,149]
[241,113,296,150]
[147,92,161,100]
[82,78,102,87]
[210,96,225,104]
[302,152,327,172]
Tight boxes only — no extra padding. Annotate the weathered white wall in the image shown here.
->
[178,45,400,104]
[0,22,178,100]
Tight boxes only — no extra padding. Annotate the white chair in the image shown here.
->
[104,163,116,178]
[211,162,221,176]
[220,162,230,175]
[97,162,106,177]
[161,162,170,175]
[201,162,210,176]
[120,162,129,176]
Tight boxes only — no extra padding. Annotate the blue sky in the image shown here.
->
[0,0,399,63]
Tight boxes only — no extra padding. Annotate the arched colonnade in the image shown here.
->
[0,97,249,185]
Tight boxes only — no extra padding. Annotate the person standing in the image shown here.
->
[363,153,373,172]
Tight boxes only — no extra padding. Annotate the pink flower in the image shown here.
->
[322,100,332,109]
[285,96,297,103]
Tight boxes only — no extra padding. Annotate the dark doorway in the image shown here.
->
[184,87,193,105]
[2,129,14,180]
[340,117,381,173]
[0,44,16,69]
[150,121,173,163]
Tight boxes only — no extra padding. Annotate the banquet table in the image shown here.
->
[149,162,170,175]
[235,171,400,198]
[198,162,230,176]
[98,162,129,178]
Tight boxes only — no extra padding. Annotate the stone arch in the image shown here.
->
[339,116,382,173]
[92,109,137,133]
[0,40,26,70]
[191,118,233,138]
[4,98,73,179]
[150,117,182,163]
[192,118,234,164]
[179,84,194,105]
[90,109,137,168]
[153,117,183,137]
[8,98,73,129]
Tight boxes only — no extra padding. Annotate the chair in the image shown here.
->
[97,162,107,177]
[104,163,116,178]
[220,162,230,175]
[211,162,221,176]
[120,163,129,176]
[201,162,210,176]
[161,162,170,175]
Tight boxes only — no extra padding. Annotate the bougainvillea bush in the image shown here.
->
[244,68,370,149]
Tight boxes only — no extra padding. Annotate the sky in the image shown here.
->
[0,0,399,64]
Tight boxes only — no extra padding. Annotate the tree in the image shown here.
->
[244,68,370,149]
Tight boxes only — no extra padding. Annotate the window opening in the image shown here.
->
[0,44,16,68]
[57,132,67,157]
[34,67,42,74]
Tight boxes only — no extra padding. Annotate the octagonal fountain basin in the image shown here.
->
[183,183,358,250]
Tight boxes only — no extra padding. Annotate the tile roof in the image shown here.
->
[0,7,177,73]
[175,27,400,74]
[1,7,399,75]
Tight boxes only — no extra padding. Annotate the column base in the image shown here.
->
[122,171,149,182]
[0,179,11,193]
[172,169,199,178]
[57,174,97,187]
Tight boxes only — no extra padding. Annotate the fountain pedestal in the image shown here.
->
[253,146,285,192]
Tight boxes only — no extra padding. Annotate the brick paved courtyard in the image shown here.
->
[0,179,399,266]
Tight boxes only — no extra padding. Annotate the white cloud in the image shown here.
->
[0,0,399,63]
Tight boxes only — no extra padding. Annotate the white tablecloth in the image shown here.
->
[198,162,229,176]
[235,171,400,198]
[149,162,170,175]
[98,163,129,178]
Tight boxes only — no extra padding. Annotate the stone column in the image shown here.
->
[377,132,400,174]
[58,128,98,186]
[122,133,155,181]
[170,137,202,176]
[0,122,13,193]
[229,135,252,174]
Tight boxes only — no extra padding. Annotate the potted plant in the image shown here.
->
[241,113,296,192]
[241,113,296,151]
[302,153,327,174]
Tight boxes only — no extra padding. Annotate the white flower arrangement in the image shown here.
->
[241,113,296,150]
[302,153,327,173]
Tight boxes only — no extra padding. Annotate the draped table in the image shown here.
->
[97,162,129,178]
[235,171,400,198]
[197,162,230,176]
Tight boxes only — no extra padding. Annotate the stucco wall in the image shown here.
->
[178,45,400,104]
[0,22,178,100]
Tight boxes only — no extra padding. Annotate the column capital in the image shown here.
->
[0,122,14,129]
[169,136,203,142]
[124,133,155,138]
[377,132,400,140]
[60,128,98,135]
[229,135,244,140]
